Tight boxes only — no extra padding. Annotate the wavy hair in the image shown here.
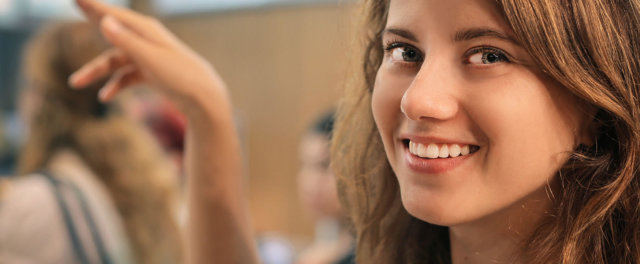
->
[18,22,183,264]
[331,0,640,263]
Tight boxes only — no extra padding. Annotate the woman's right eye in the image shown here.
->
[384,42,424,65]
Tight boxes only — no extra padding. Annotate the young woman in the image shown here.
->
[69,0,640,263]
[333,0,640,263]
[0,22,182,263]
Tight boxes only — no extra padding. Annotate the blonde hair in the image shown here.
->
[332,0,640,263]
[18,22,182,264]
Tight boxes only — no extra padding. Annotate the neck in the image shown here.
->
[449,185,555,264]
[46,148,92,177]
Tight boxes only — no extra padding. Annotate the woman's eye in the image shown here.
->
[385,43,423,63]
[467,48,510,65]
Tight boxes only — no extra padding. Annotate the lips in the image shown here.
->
[408,141,475,159]
[400,138,480,174]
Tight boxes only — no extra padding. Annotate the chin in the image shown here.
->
[400,188,478,227]
[405,206,463,227]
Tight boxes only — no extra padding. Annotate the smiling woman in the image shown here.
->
[332,0,640,263]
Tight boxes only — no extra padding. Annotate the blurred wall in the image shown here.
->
[138,1,358,241]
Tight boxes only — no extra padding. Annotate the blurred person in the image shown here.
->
[255,111,352,264]
[297,111,354,264]
[0,22,182,264]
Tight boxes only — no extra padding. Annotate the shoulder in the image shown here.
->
[0,174,75,263]
[0,174,57,215]
[0,174,65,233]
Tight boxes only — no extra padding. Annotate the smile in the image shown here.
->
[400,137,481,174]
[406,141,479,159]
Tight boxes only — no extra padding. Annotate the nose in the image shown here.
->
[400,62,460,121]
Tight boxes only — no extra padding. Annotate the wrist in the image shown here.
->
[178,77,234,129]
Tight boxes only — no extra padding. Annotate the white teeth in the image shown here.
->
[426,144,439,158]
[417,143,427,158]
[407,141,475,159]
[449,144,461,157]
[461,145,470,155]
[438,144,449,158]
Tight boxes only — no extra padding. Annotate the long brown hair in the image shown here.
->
[331,0,640,263]
[18,22,183,264]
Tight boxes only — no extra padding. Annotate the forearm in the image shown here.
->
[68,1,259,261]
[184,92,259,264]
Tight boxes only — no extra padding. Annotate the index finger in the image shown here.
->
[70,48,132,89]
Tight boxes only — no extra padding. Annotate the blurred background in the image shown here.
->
[0,0,356,260]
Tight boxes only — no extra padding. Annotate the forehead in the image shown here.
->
[386,0,512,40]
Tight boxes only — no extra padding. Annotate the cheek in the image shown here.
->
[468,74,579,181]
[371,67,410,141]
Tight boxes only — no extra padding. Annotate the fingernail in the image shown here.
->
[69,73,81,88]
[102,15,122,34]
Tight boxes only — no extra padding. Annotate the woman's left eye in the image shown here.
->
[466,47,510,65]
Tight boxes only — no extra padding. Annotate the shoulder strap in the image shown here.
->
[68,178,113,264]
[41,171,112,264]
[42,171,91,264]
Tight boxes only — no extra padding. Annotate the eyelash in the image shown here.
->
[382,40,512,68]
[383,40,423,68]
[463,47,511,65]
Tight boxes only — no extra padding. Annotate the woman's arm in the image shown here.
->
[69,1,259,263]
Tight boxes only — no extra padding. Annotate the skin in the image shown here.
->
[372,0,592,263]
[70,0,259,263]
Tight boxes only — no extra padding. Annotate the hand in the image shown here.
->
[70,0,229,117]
[70,3,260,264]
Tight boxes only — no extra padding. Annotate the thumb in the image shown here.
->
[100,15,156,63]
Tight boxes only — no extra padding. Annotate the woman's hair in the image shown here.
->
[331,0,640,263]
[18,22,182,264]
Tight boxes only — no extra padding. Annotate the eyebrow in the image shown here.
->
[382,28,419,42]
[382,27,519,45]
[454,27,519,44]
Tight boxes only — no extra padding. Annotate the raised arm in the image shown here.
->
[69,0,259,263]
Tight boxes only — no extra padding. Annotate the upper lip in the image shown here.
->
[399,134,479,146]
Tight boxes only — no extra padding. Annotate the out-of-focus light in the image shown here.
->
[153,0,342,16]
[0,0,19,27]
[0,0,129,28]
[27,0,128,19]
[0,0,12,13]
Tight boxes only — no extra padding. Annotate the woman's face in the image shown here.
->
[372,0,591,226]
